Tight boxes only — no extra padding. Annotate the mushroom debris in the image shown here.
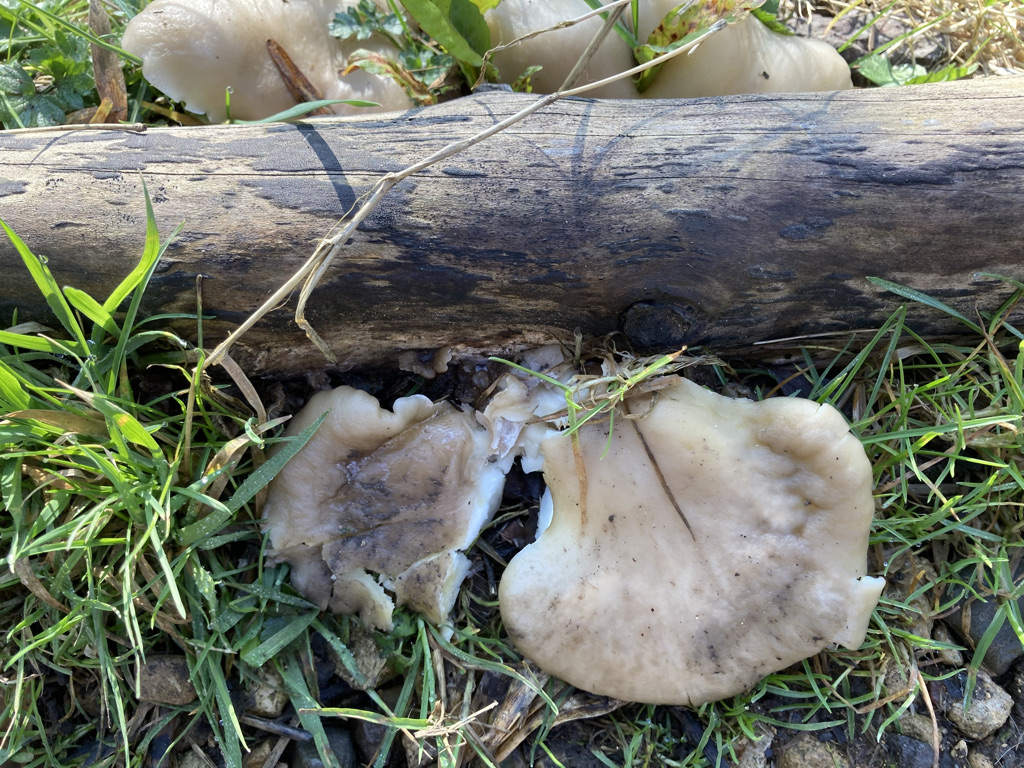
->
[121,0,415,122]
[498,374,884,706]
[262,385,510,631]
[486,0,852,97]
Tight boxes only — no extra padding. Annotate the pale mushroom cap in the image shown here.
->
[499,376,883,705]
[637,11,853,98]
[264,385,438,554]
[485,2,851,99]
[122,0,415,122]
[264,386,508,629]
[485,0,637,98]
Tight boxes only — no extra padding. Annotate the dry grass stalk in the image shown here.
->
[792,0,1023,74]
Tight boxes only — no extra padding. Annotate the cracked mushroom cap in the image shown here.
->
[264,386,508,630]
[122,0,414,122]
[498,376,884,705]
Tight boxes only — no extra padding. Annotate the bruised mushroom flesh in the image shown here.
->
[263,386,510,631]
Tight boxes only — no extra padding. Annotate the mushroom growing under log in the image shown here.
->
[1,79,1023,374]
[499,375,884,705]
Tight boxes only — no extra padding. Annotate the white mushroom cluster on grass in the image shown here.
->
[263,358,883,706]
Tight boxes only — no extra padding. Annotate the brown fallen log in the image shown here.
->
[1,78,1023,375]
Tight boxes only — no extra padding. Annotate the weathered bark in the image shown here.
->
[1,78,1023,375]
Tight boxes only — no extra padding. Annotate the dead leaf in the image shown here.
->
[89,0,128,122]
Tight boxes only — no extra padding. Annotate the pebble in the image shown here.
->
[776,733,848,768]
[330,623,391,691]
[243,666,289,718]
[733,723,773,768]
[242,739,274,768]
[887,734,939,768]
[943,566,1024,675]
[175,753,210,768]
[943,670,1013,741]
[293,725,357,768]
[136,655,196,706]
[898,713,936,744]
[883,553,938,641]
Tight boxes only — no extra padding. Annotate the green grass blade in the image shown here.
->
[0,362,32,409]
[278,654,344,768]
[867,277,984,335]
[63,286,120,336]
[241,610,318,666]
[0,329,75,354]
[225,411,329,513]
[233,99,381,123]
[0,220,89,354]
[105,183,179,396]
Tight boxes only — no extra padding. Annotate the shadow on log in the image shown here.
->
[1,77,1023,375]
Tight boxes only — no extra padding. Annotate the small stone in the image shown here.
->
[733,723,774,768]
[899,713,936,744]
[777,733,848,768]
[968,751,995,768]
[932,623,965,667]
[136,655,197,706]
[944,670,1013,740]
[176,753,211,768]
[943,565,1024,676]
[951,740,968,760]
[330,623,391,691]
[355,719,389,765]
[887,734,936,768]
[244,666,288,718]
[884,553,938,641]
[404,737,437,768]
[243,739,274,768]
[293,725,357,768]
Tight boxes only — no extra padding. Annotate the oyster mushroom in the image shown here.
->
[636,11,853,98]
[498,375,883,705]
[121,0,414,122]
[263,386,509,630]
[485,0,637,98]
[485,0,851,98]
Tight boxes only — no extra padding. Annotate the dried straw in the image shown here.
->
[781,0,1023,75]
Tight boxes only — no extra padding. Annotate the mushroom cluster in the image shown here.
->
[486,0,853,97]
[264,363,882,706]
[123,0,852,123]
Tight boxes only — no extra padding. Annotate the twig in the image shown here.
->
[239,714,313,741]
[3,122,147,134]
